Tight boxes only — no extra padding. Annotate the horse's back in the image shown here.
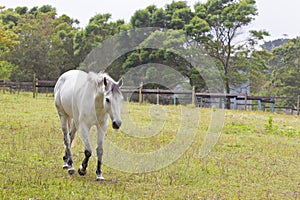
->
[54,70,88,118]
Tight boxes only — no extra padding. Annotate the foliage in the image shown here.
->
[0,60,17,80]
[0,15,19,80]
[271,38,300,97]
[74,14,127,64]
[249,50,273,95]
[189,0,269,99]
[127,0,269,101]
[264,115,300,137]
[0,5,79,81]
[0,2,300,101]
[120,29,198,89]
[0,23,18,51]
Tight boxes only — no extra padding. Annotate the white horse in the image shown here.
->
[54,70,123,181]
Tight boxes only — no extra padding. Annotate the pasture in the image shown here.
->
[0,93,299,199]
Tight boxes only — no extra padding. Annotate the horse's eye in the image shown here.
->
[106,98,110,103]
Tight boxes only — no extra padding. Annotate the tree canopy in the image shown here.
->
[271,38,300,97]
[0,1,299,106]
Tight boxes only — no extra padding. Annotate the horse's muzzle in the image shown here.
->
[112,120,121,129]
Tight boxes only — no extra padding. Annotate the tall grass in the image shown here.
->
[0,93,299,199]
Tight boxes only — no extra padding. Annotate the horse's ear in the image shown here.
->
[118,78,123,88]
[104,77,107,87]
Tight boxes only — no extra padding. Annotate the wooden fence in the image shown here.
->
[0,79,56,97]
[1,80,300,114]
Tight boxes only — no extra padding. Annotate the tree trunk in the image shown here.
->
[225,77,231,109]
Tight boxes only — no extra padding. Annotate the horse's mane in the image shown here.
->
[87,71,105,83]
[87,71,121,96]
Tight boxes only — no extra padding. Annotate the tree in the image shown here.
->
[165,1,191,29]
[7,10,57,80]
[74,13,127,64]
[126,2,199,89]
[130,9,151,28]
[1,6,79,81]
[127,0,268,96]
[0,21,18,51]
[0,60,17,80]
[119,29,208,90]
[130,1,193,30]
[248,50,273,95]
[0,13,18,80]
[1,5,128,81]
[0,9,19,27]
[47,14,79,77]
[271,38,300,98]
[15,6,28,15]
[151,8,166,27]
[186,0,268,108]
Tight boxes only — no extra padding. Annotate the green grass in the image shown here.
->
[0,93,299,199]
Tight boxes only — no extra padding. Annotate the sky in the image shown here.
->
[1,0,300,41]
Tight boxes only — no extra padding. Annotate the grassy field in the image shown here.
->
[0,93,299,199]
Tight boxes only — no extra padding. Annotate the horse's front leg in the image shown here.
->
[78,123,92,176]
[96,124,106,181]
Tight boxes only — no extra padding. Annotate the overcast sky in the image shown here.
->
[2,0,300,40]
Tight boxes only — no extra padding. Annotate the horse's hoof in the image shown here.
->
[63,164,69,170]
[96,175,105,181]
[78,167,87,176]
[68,167,75,175]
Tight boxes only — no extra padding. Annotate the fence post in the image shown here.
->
[297,95,300,115]
[200,97,203,108]
[244,93,248,111]
[33,74,38,98]
[258,93,262,111]
[219,98,222,109]
[139,82,143,104]
[2,81,5,94]
[173,93,177,105]
[156,87,159,105]
[17,83,20,95]
[233,97,237,110]
[271,95,275,113]
[191,86,195,106]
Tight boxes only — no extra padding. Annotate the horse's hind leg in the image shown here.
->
[69,119,77,144]
[60,114,75,175]
[62,118,70,169]
[62,119,77,170]
[63,119,77,165]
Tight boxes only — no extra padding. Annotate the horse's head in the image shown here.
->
[102,75,123,129]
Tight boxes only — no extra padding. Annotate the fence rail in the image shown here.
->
[1,80,300,114]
